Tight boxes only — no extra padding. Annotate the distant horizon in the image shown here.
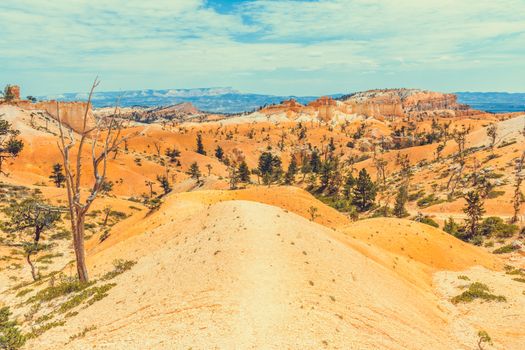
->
[36,86,525,99]
[30,86,525,115]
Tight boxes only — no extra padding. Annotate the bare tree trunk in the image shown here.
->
[73,215,89,282]
[26,251,37,281]
[512,151,525,223]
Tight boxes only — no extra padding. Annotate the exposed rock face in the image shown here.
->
[140,102,200,122]
[1,84,95,133]
[256,89,481,123]
[94,102,202,123]
[341,89,480,120]
[260,99,304,115]
[15,99,95,133]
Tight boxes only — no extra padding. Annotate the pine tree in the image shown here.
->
[284,154,298,185]
[165,148,181,163]
[228,163,239,189]
[310,148,322,173]
[270,155,283,183]
[300,155,312,180]
[2,197,61,280]
[49,163,66,187]
[352,168,376,212]
[393,185,408,217]
[257,152,282,186]
[443,217,460,237]
[196,133,206,155]
[238,161,250,183]
[463,190,485,240]
[0,117,24,175]
[187,162,202,183]
[156,175,171,194]
[343,173,356,200]
[319,159,333,190]
[215,145,224,160]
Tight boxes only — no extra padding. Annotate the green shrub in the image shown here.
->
[480,217,518,238]
[49,229,71,240]
[504,265,525,276]
[58,283,116,313]
[414,215,439,228]
[28,276,93,303]
[15,289,32,298]
[416,194,443,208]
[26,320,65,339]
[451,282,506,304]
[101,260,136,281]
[315,195,356,214]
[443,217,461,236]
[493,244,518,254]
[0,307,26,349]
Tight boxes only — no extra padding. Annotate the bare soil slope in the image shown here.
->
[23,189,517,350]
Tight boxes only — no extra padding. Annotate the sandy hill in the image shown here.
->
[22,188,516,350]
[7,186,519,350]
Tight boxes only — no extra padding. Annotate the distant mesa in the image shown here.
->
[256,88,482,123]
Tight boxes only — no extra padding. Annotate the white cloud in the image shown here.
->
[0,0,524,95]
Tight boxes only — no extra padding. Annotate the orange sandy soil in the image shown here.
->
[0,104,524,349]
[13,186,521,349]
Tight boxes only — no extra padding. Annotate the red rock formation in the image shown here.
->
[15,99,95,133]
[260,99,304,115]
[341,89,481,120]
[257,89,479,123]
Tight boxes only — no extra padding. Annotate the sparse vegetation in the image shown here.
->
[101,259,136,280]
[451,282,506,304]
[0,307,25,349]
[492,244,518,254]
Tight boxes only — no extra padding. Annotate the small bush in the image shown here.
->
[28,276,93,303]
[480,217,518,238]
[0,307,26,349]
[15,288,32,298]
[26,320,65,339]
[68,325,96,342]
[49,229,71,240]
[493,244,518,254]
[58,283,116,313]
[416,194,443,208]
[101,260,136,281]
[504,265,525,276]
[451,282,506,304]
[414,215,439,228]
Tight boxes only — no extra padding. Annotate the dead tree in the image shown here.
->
[447,127,470,198]
[56,78,135,282]
[512,151,525,223]
[374,157,388,187]
[153,141,162,157]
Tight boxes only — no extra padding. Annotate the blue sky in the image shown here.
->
[1,0,524,96]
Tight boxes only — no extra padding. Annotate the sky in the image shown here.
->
[1,0,524,96]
